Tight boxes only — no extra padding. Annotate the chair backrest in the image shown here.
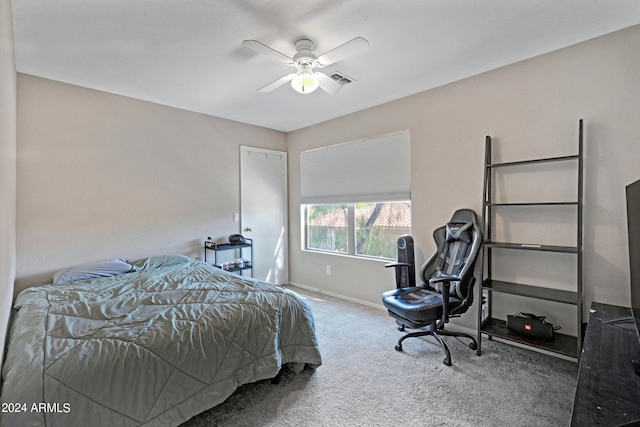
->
[420,209,482,316]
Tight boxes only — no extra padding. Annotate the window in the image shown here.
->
[305,201,411,259]
[301,130,411,260]
[306,204,348,253]
[355,201,411,258]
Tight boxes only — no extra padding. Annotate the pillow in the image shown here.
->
[53,258,133,284]
[445,222,472,243]
[131,254,191,271]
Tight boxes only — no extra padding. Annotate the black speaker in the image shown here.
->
[396,235,415,288]
[506,313,555,341]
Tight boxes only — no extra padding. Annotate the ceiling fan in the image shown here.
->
[241,36,369,95]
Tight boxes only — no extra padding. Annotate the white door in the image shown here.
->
[240,146,288,284]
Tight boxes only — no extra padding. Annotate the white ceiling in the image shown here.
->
[11,0,640,132]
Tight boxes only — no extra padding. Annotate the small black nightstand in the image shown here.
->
[204,239,253,277]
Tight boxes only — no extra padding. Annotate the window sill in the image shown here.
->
[301,248,393,264]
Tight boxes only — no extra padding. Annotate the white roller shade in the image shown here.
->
[300,131,410,204]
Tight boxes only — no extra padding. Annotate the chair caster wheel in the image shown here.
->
[395,344,403,351]
[469,342,477,350]
[443,358,452,366]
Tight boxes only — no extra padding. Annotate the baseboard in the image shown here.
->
[286,281,386,312]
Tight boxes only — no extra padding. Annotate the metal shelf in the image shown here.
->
[487,154,579,168]
[205,241,252,250]
[482,279,579,305]
[483,241,578,254]
[485,201,578,207]
[477,119,584,361]
[480,318,578,360]
[204,238,253,278]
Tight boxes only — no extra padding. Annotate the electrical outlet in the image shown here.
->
[325,265,332,275]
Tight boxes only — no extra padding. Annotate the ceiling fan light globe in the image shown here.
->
[291,71,319,94]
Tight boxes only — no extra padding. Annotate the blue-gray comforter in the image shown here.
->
[0,259,321,426]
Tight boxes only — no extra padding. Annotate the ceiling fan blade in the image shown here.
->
[316,72,342,95]
[316,37,370,67]
[258,73,296,93]
[242,40,293,65]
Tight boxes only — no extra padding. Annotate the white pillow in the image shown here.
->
[53,258,133,284]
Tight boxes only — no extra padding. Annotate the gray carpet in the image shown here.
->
[181,286,578,427]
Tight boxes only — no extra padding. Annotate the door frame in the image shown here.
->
[240,145,288,284]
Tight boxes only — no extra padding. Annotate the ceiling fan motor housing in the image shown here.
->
[292,39,318,65]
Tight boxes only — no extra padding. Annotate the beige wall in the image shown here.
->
[287,25,640,332]
[15,75,286,292]
[0,0,17,373]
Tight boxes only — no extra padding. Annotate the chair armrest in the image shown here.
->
[441,282,450,324]
[429,274,459,324]
[384,262,412,269]
[428,274,460,283]
[385,262,413,289]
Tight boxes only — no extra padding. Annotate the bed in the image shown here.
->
[0,255,322,427]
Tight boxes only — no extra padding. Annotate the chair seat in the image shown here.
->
[382,286,461,324]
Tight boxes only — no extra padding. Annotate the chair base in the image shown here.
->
[395,325,478,366]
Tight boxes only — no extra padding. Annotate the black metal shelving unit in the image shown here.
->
[204,239,253,277]
[477,120,584,360]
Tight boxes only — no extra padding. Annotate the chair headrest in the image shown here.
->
[445,222,472,243]
[449,209,478,225]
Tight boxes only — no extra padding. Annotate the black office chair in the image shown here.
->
[382,209,482,366]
